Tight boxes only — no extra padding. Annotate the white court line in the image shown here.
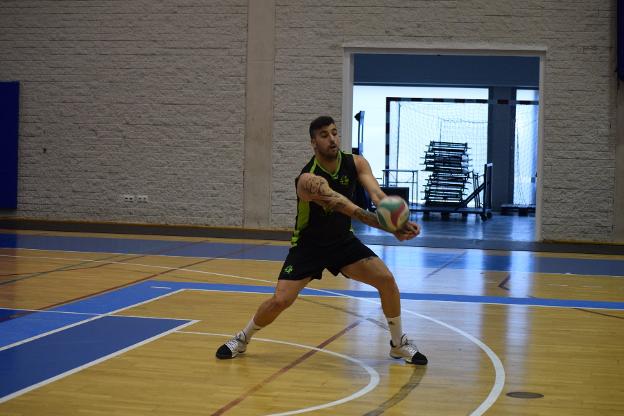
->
[178,331,380,416]
[3,250,624,277]
[0,249,283,262]
[184,288,337,298]
[1,252,505,414]
[183,288,624,311]
[0,320,198,404]
[0,306,192,321]
[0,253,278,283]
[0,289,184,352]
[297,285,506,416]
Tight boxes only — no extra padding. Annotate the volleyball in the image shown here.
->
[376,196,409,232]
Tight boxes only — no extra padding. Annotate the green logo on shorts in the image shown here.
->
[284,265,294,274]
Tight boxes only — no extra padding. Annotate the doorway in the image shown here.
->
[342,48,544,245]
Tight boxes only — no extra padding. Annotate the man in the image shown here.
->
[216,116,427,365]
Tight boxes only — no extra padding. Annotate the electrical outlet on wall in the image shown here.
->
[136,195,149,203]
[121,194,135,202]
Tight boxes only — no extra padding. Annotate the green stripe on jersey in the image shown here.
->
[313,151,342,179]
[291,199,311,246]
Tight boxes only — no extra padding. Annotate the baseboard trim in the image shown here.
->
[0,218,292,241]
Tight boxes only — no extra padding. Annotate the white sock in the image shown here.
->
[241,317,263,341]
[387,315,403,347]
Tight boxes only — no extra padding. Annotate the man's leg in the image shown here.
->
[253,277,312,326]
[340,256,400,317]
[341,257,427,365]
[215,277,312,359]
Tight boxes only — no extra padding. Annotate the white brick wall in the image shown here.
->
[0,0,247,226]
[0,1,619,242]
[271,0,618,242]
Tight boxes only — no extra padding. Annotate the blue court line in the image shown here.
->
[0,282,183,349]
[0,308,22,321]
[135,280,624,310]
[335,290,624,310]
[52,283,180,315]
[0,309,89,348]
[2,232,624,276]
[1,275,622,402]
[146,280,624,310]
[0,233,282,260]
[0,233,183,255]
[11,275,623,353]
[5,277,620,354]
[0,315,190,401]
[2,275,624,349]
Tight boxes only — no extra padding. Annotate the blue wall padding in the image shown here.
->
[0,82,19,209]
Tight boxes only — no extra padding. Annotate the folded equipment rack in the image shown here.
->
[417,141,493,220]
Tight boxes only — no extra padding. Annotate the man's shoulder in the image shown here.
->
[302,155,316,169]
[295,156,316,184]
[350,153,365,164]
[344,152,364,174]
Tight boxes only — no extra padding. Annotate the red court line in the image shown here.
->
[211,319,363,416]
[3,238,254,312]
[40,257,215,311]
[37,242,269,311]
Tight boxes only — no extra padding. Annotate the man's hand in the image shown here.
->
[393,221,420,241]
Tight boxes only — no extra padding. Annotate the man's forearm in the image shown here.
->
[300,174,388,231]
[302,175,352,213]
[353,207,384,229]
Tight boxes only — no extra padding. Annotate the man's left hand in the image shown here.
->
[393,221,420,241]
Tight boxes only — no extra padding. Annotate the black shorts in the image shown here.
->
[278,236,377,281]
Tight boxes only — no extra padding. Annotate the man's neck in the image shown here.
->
[315,152,341,175]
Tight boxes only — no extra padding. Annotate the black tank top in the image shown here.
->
[291,151,358,246]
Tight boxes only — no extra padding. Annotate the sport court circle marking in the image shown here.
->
[177,331,381,416]
[2,253,505,415]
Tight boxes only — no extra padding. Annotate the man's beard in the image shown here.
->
[319,146,339,160]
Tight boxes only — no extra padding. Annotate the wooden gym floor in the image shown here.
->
[0,228,623,415]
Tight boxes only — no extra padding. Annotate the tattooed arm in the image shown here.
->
[296,173,418,241]
[353,155,421,241]
[353,155,387,207]
[297,173,385,230]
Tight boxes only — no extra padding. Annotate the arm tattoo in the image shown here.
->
[353,208,382,228]
[303,176,385,231]
[302,175,325,195]
[304,176,349,212]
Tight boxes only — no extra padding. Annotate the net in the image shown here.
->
[387,99,489,204]
[513,103,539,205]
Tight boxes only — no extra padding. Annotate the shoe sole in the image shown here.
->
[216,349,246,360]
[389,354,427,365]
[390,354,410,362]
[216,353,235,359]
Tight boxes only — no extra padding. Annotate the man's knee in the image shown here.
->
[271,294,296,310]
[376,272,399,292]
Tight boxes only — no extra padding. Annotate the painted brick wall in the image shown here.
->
[0,1,618,242]
[0,0,247,226]
[271,0,617,242]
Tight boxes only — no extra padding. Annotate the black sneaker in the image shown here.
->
[216,331,248,359]
[390,334,428,365]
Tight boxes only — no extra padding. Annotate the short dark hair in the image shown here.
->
[309,116,335,138]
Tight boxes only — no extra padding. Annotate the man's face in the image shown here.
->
[311,123,340,159]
